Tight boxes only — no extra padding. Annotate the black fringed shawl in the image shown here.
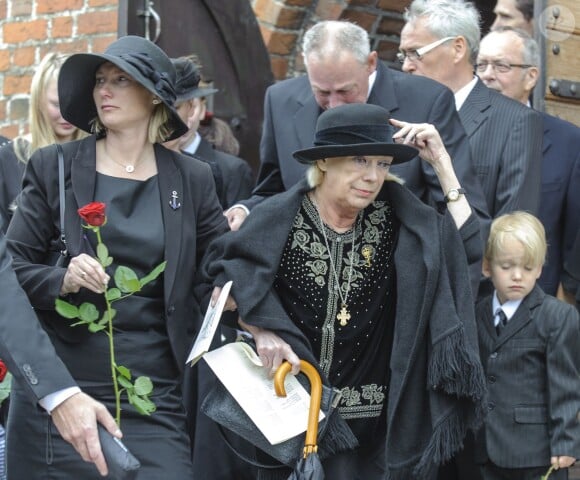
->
[199,179,487,478]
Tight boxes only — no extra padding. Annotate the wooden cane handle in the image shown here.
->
[274,360,323,450]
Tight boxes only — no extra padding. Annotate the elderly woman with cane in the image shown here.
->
[201,103,486,479]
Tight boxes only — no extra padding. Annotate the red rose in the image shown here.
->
[78,202,106,227]
[0,360,7,382]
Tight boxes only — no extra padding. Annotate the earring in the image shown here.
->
[152,98,161,105]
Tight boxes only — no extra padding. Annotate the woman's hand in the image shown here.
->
[390,118,451,171]
[210,286,237,311]
[390,118,472,229]
[60,253,109,296]
[238,318,301,375]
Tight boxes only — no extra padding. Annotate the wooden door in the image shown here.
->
[119,0,275,173]
[534,0,580,126]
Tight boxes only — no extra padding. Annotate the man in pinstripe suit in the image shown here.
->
[400,0,542,227]
[477,27,580,299]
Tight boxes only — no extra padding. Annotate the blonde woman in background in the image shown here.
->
[0,52,86,233]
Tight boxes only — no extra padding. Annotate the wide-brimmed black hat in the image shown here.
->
[172,58,218,103]
[58,35,188,141]
[293,103,417,164]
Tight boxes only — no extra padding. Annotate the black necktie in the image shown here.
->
[495,308,508,336]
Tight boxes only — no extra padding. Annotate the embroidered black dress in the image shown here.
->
[273,196,398,446]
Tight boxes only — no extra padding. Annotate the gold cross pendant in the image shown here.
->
[362,245,372,267]
[337,304,351,326]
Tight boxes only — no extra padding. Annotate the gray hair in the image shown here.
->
[404,0,481,65]
[302,21,371,67]
[491,26,540,66]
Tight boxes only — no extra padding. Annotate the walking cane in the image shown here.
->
[274,360,325,479]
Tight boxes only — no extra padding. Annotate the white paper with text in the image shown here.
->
[186,280,233,366]
[203,341,325,445]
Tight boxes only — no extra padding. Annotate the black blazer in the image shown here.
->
[6,136,228,375]
[537,112,580,295]
[0,141,26,234]
[188,138,254,210]
[250,62,490,228]
[458,79,543,217]
[0,228,76,402]
[474,286,580,468]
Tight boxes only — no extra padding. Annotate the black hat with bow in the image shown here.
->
[58,35,188,141]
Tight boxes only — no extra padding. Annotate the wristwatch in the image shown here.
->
[444,188,466,203]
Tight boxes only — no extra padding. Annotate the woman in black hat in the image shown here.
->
[5,36,228,478]
[200,103,486,479]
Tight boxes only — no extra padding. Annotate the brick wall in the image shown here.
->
[0,0,118,139]
[250,0,411,81]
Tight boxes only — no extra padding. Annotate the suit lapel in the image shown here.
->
[494,287,544,348]
[458,79,490,138]
[294,95,320,149]
[541,112,552,155]
[155,144,182,301]
[70,137,98,255]
[367,62,399,113]
[479,299,497,343]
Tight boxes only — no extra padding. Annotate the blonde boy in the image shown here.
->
[474,211,580,480]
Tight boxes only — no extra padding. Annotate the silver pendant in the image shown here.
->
[125,165,135,173]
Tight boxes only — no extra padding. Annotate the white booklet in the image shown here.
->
[203,341,325,445]
[186,280,233,366]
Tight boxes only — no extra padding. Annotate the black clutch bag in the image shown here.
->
[97,425,140,480]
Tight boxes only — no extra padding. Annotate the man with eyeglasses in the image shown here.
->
[225,21,491,257]
[478,27,580,301]
[400,0,542,233]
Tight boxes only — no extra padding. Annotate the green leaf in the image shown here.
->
[133,376,153,396]
[55,299,79,319]
[105,288,121,301]
[97,243,110,265]
[115,266,141,293]
[0,373,12,403]
[78,303,99,323]
[116,365,131,380]
[139,261,167,287]
[100,308,116,324]
[88,323,106,333]
[117,375,133,389]
[130,395,156,415]
[102,256,113,267]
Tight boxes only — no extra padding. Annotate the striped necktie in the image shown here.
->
[495,308,508,336]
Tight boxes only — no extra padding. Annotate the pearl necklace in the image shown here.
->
[315,203,359,327]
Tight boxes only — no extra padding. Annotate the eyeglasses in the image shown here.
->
[351,156,392,172]
[397,36,456,63]
[474,61,534,73]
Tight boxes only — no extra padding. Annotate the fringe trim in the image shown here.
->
[318,410,359,458]
[414,410,465,477]
[428,325,486,400]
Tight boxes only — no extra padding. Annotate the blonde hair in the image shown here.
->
[485,211,547,267]
[90,103,173,143]
[16,52,86,163]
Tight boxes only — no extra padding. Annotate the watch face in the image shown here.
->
[448,190,459,201]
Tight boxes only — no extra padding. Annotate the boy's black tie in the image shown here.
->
[495,308,508,336]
